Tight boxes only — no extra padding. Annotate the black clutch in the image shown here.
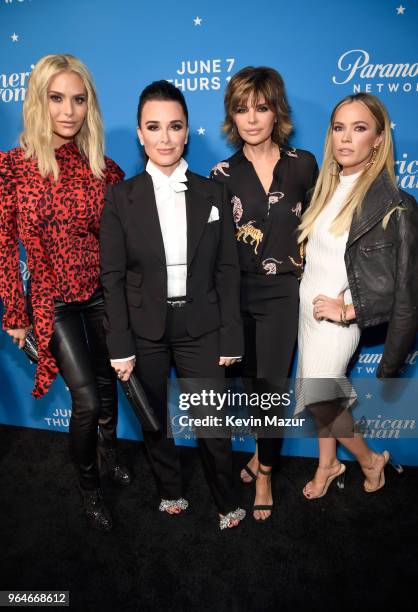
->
[22,329,39,364]
[22,331,160,432]
[120,373,160,433]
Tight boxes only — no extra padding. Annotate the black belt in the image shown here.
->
[167,297,187,308]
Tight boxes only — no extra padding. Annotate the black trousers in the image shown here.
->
[133,306,240,515]
[49,288,118,490]
[231,272,299,467]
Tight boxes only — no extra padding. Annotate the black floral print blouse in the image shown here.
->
[210,145,318,277]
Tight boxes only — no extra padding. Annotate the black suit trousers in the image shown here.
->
[228,272,299,467]
[133,306,240,515]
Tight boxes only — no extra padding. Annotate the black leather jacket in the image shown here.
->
[344,170,418,377]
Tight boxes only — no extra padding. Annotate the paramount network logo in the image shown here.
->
[333,49,418,94]
[0,65,34,103]
[354,350,418,376]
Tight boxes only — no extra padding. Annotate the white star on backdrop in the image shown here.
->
[197,127,206,135]
[11,33,19,42]
[365,393,373,400]
[390,122,396,130]
[193,16,202,26]
[396,5,405,14]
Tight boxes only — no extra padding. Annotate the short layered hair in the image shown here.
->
[222,66,292,147]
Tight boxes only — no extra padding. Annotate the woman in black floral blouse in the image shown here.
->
[211,66,318,520]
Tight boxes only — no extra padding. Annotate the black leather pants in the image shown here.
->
[49,288,118,490]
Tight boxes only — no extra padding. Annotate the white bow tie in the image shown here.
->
[156,173,188,193]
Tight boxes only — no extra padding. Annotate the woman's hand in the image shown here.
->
[312,294,344,323]
[6,327,31,349]
[111,358,136,382]
[219,357,241,367]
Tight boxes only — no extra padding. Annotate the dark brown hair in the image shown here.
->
[223,66,292,146]
[137,80,188,126]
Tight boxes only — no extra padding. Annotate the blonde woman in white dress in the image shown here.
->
[297,93,418,499]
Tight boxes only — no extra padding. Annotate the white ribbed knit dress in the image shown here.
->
[296,172,361,411]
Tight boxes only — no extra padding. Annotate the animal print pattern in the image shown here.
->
[236,221,264,254]
[261,258,283,275]
[211,161,230,177]
[231,195,243,225]
[0,143,124,398]
[210,146,319,279]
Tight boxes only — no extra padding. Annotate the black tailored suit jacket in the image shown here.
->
[100,169,244,360]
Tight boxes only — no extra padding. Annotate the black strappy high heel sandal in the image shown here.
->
[253,466,273,521]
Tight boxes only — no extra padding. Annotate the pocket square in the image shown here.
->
[208,205,219,223]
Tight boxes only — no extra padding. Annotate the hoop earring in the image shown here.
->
[329,160,341,177]
[365,146,378,174]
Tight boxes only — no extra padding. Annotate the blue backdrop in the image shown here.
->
[1,0,417,463]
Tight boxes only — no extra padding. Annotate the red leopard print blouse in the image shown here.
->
[0,142,124,398]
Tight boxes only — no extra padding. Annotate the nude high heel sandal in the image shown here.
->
[363,450,402,493]
[303,462,346,500]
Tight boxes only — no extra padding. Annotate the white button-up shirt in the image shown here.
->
[146,158,188,298]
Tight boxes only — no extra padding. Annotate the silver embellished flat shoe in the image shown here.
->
[158,498,189,513]
[219,507,246,530]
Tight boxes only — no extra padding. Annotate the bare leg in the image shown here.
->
[303,438,343,499]
[303,401,347,499]
[306,401,388,495]
[240,443,259,483]
[331,406,389,489]
[337,434,388,491]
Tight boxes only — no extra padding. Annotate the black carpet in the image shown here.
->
[1,424,417,611]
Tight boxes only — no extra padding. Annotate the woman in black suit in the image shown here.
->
[100,81,246,529]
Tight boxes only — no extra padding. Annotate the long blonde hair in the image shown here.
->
[298,93,396,242]
[20,54,105,180]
